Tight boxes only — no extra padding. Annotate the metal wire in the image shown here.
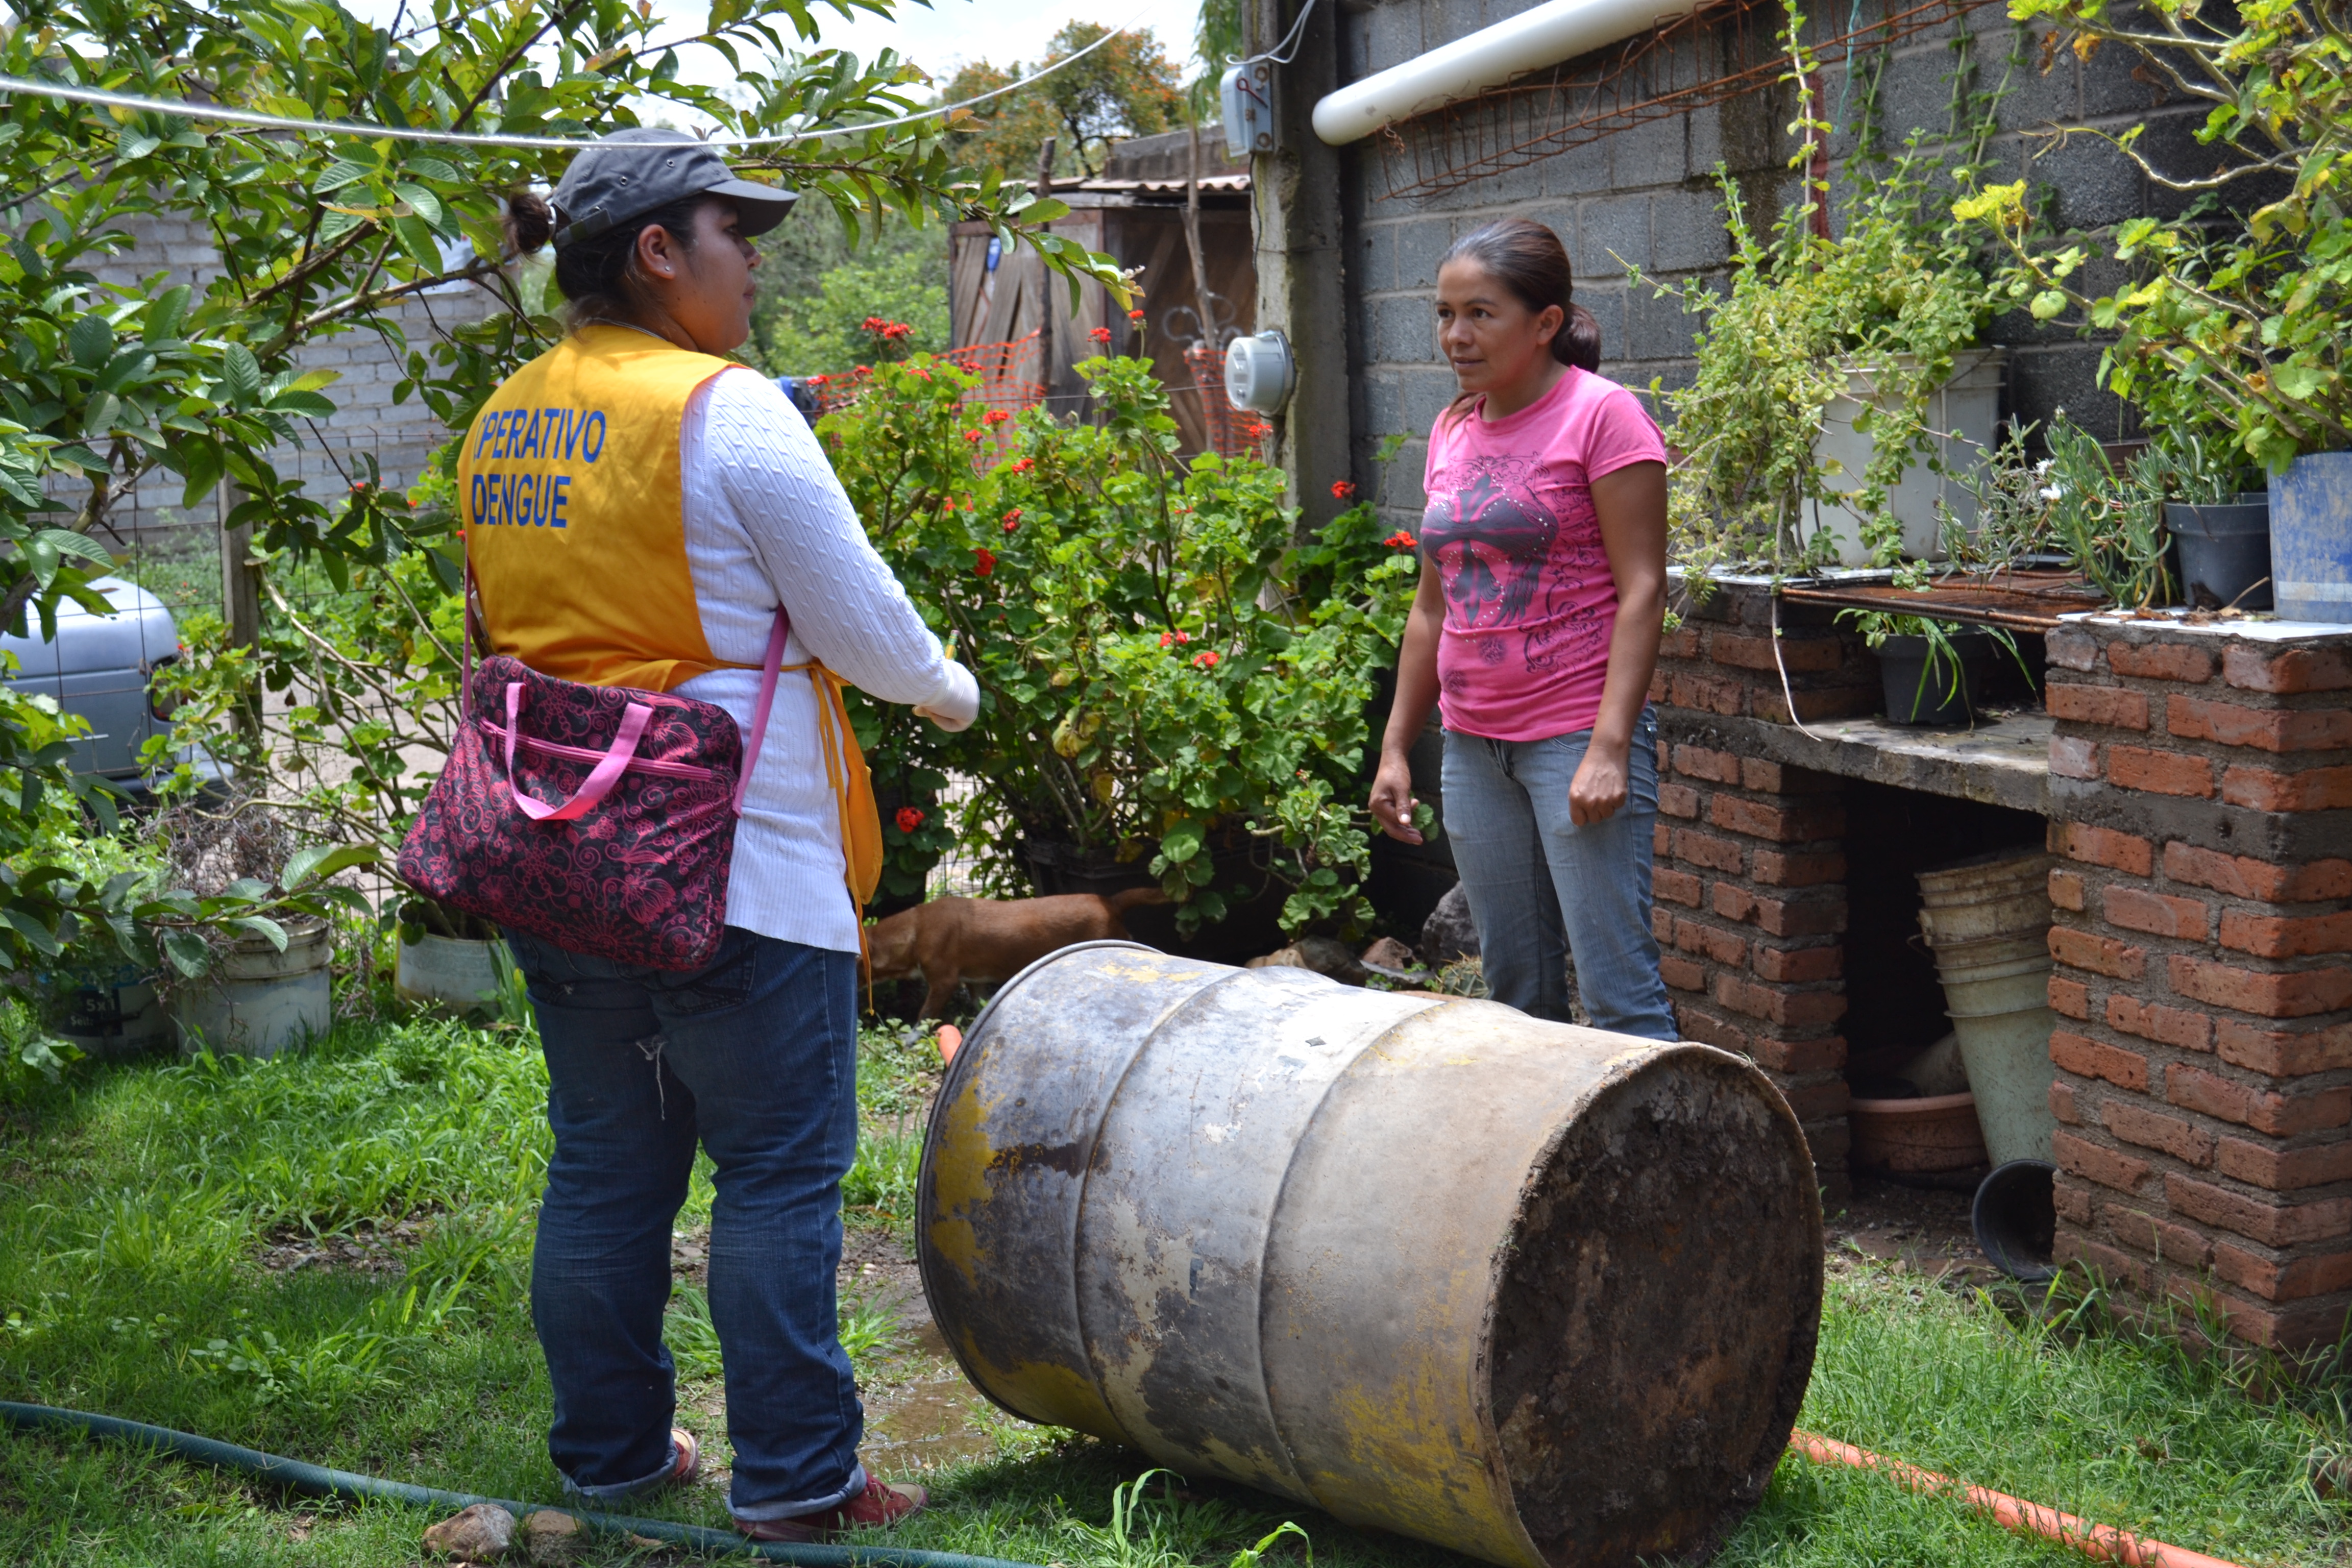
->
[1375,0,2003,201]
[0,4,1157,152]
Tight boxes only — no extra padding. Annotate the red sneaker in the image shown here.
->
[736,1477,928,1544]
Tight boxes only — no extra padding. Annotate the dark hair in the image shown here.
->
[501,187,710,331]
[1437,217,1601,422]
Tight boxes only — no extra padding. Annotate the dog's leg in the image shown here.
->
[919,965,961,1020]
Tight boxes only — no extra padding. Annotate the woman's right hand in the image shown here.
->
[1369,750,1424,844]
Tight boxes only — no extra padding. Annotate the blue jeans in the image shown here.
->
[506,926,867,1523]
[1439,707,1679,1041]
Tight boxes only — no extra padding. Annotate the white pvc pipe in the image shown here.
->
[1311,0,1701,145]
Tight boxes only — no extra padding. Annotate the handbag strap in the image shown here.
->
[462,547,791,818]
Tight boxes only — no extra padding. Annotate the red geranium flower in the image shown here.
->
[973,546,996,577]
[1174,630,1191,644]
[1009,457,1035,473]
[1089,326,1112,344]
[963,429,984,443]
[1192,650,1219,669]
[1127,308,1145,321]
[881,321,912,339]
[1331,480,1356,501]
[862,315,887,333]
[982,408,1011,426]
[1384,530,1418,549]
[895,806,925,832]
[1001,508,1022,531]
[1159,632,1174,647]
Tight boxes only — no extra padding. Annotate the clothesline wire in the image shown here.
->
[0,3,1155,152]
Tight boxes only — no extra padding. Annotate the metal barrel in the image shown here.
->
[917,944,1823,1568]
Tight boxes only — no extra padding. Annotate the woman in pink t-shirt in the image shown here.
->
[1368,217,1676,1040]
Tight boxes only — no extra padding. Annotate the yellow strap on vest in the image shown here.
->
[786,660,883,910]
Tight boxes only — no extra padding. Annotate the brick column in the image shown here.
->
[1653,584,1877,1196]
[2043,622,2352,1349]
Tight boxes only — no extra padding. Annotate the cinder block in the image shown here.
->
[1394,216,1454,291]
[1574,192,1651,280]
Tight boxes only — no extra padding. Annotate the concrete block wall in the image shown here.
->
[2041,621,2352,1349]
[1334,0,2215,533]
[79,214,498,555]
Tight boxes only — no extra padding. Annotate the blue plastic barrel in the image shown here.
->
[2273,452,2352,623]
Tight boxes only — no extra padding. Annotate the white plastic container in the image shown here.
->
[395,934,504,1017]
[175,918,334,1059]
[1811,348,2008,566]
[1916,850,2061,1169]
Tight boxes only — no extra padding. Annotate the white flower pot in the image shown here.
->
[1809,347,2007,567]
[395,934,506,1018]
[175,917,334,1059]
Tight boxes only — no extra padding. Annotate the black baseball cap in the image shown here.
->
[550,128,797,249]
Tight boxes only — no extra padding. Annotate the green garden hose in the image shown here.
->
[1,1400,1044,1568]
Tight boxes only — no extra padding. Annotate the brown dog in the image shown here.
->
[866,889,1168,1018]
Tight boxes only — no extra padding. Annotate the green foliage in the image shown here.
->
[0,0,1134,968]
[822,353,1418,937]
[1954,0,2352,472]
[940,24,1186,181]
[1637,0,2001,582]
[754,248,949,377]
[2040,415,2177,610]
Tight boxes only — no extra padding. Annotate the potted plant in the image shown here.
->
[1633,2,2003,582]
[822,353,1421,954]
[2144,429,2270,611]
[1956,0,2352,621]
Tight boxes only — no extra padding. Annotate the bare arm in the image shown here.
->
[1569,459,1669,825]
[1368,566,1444,845]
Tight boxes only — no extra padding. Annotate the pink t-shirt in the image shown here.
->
[1420,366,1665,741]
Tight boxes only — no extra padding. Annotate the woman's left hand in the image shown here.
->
[1569,744,1630,826]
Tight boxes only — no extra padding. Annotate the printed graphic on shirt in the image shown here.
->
[1421,455,1609,683]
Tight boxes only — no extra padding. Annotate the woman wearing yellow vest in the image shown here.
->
[475,130,976,1543]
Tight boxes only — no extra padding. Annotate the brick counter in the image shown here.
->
[2042,621,2352,1349]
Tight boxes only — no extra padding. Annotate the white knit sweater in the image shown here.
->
[671,366,977,954]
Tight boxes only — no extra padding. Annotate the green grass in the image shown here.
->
[2,1016,2347,1567]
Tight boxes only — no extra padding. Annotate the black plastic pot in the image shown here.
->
[1972,1158,2058,1284]
[1023,836,1287,964]
[1878,629,1994,726]
[2165,495,2272,611]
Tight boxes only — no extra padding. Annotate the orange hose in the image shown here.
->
[1787,1431,2248,1568]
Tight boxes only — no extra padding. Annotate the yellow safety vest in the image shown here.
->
[459,324,881,908]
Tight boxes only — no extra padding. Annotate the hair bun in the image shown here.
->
[504,189,554,256]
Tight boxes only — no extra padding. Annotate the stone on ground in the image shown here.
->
[1419,884,1479,965]
[424,1502,516,1561]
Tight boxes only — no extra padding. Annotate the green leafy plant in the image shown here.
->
[2041,415,2176,610]
[1633,0,2002,583]
[822,353,1422,937]
[1952,0,2352,472]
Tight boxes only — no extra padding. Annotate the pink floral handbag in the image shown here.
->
[396,574,788,971]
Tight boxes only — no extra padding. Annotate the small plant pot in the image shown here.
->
[44,961,171,1062]
[395,933,504,1019]
[2165,495,2272,610]
[1850,1090,1989,1173]
[1877,629,1994,726]
[175,917,334,1059]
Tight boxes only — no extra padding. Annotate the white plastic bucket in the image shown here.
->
[395,935,504,1017]
[175,918,334,1059]
[1811,348,2008,566]
[1915,853,2061,1169]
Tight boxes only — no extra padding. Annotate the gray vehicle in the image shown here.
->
[0,575,203,792]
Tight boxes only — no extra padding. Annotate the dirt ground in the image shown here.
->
[665,1169,2010,1480]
